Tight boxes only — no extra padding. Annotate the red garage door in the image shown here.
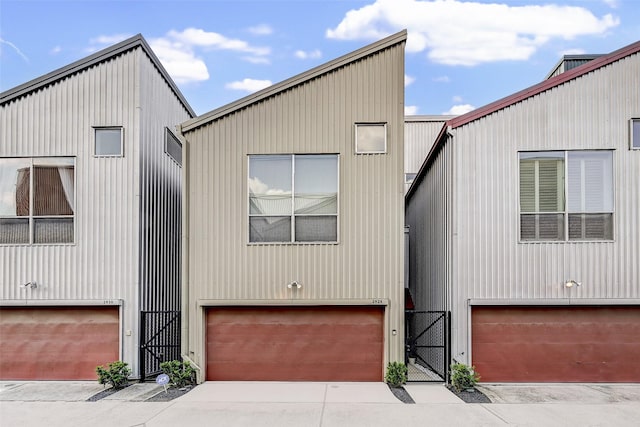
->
[206,306,384,381]
[472,306,640,382]
[0,306,120,380]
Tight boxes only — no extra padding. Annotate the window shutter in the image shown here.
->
[519,160,535,213]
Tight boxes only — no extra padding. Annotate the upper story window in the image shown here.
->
[94,127,123,157]
[631,118,640,150]
[355,123,387,154]
[165,127,182,166]
[519,150,613,242]
[405,173,417,185]
[0,157,75,245]
[248,154,338,243]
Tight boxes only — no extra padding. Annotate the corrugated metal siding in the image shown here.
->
[184,42,405,366]
[409,52,639,363]
[137,52,189,312]
[404,119,449,193]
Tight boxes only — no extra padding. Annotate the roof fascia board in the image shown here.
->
[1,34,195,117]
[181,30,408,133]
[405,115,456,122]
[448,40,640,129]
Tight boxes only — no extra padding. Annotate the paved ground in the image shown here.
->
[1,381,639,426]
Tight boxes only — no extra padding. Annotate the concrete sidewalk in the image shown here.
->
[1,381,639,427]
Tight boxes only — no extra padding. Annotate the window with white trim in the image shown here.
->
[631,118,640,150]
[248,154,338,243]
[0,157,75,244]
[94,127,123,157]
[519,150,613,241]
[355,123,386,153]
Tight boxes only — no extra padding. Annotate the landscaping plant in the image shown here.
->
[450,362,480,392]
[160,360,195,388]
[385,361,408,387]
[96,361,131,389]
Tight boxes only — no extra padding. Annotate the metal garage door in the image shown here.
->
[0,306,120,380]
[206,306,384,381]
[472,306,640,382]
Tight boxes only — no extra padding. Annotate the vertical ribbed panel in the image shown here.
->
[404,117,449,192]
[184,42,406,363]
[1,47,192,376]
[406,52,640,364]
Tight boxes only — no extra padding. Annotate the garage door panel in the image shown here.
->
[472,306,640,382]
[207,306,383,381]
[0,307,120,380]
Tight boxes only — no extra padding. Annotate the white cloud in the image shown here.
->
[50,46,62,55]
[0,38,29,62]
[602,0,619,8]
[225,78,273,92]
[560,48,587,55]
[432,76,450,83]
[443,104,475,115]
[326,0,619,66]
[243,56,271,64]
[295,49,322,59]
[404,74,415,86]
[405,105,419,115]
[452,95,463,103]
[149,38,209,84]
[90,34,131,46]
[248,24,274,35]
[168,28,270,56]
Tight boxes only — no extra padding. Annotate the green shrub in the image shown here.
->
[96,361,131,389]
[450,363,480,392]
[160,360,195,388]
[385,361,408,387]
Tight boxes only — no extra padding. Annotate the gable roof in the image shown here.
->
[0,34,195,117]
[181,30,408,133]
[406,39,640,201]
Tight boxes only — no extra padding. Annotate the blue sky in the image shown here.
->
[1,0,638,116]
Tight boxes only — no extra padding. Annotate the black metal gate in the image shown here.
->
[405,310,450,382]
[139,310,181,381]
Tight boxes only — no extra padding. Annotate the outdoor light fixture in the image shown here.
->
[287,281,302,289]
[564,280,581,288]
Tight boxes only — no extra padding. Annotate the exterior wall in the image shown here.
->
[407,50,639,367]
[404,116,451,192]
[448,53,640,363]
[137,51,189,312]
[183,40,405,375]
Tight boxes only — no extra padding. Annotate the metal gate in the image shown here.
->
[139,310,181,381]
[405,310,450,382]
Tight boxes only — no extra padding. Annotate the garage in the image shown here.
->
[472,306,640,382]
[0,306,120,380]
[206,306,384,381]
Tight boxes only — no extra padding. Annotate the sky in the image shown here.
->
[0,0,638,117]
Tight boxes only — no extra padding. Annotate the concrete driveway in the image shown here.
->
[1,381,639,427]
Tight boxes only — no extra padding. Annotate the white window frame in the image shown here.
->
[355,123,387,154]
[631,118,640,150]
[248,154,339,244]
[0,157,76,245]
[94,126,124,157]
[518,150,614,243]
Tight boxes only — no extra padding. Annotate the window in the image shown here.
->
[405,173,417,185]
[631,118,640,150]
[94,127,123,157]
[519,151,613,241]
[0,157,75,244]
[249,154,338,243]
[355,123,386,153]
[165,127,182,166]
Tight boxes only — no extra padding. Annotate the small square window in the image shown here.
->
[405,173,417,184]
[631,118,640,150]
[94,127,123,157]
[355,123,386,154]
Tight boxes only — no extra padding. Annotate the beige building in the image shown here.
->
[180,31,407,381]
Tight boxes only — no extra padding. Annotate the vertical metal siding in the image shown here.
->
[404,118,449,192]
[184,42,405,366]
[408,52,639,364]
[1,47,191,376]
